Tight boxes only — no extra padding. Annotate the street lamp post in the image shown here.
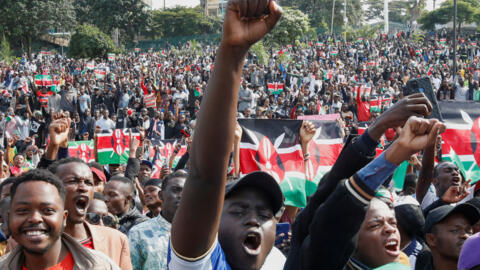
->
[453,0,457,80]
[331,0,336,35]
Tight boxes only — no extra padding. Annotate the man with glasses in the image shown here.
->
[86,192,118,229]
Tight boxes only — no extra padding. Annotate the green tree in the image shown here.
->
[68,24,118,59]
[250,41,270,65]
[79,0,151,43]
[149,7,222,39]
[0,35,14,64]
[74,0,95,25]
[290,0,363,31]
[363,0,427,24]
[0,0,76,56]
[419,0,479,32]
[263,7,310,46]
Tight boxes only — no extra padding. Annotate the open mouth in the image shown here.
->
[384,239,400,257]
[451,176,461,185]
[242,231,262,256]
[74,196,90,215]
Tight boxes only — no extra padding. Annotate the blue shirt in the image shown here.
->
[167,239,286,270]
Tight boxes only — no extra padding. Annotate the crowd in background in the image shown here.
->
[0,2,480,269]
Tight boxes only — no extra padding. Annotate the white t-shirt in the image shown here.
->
[455,84,469,101]
[421,184,474,210]
[168,239,285,270]
[95,117,115,131]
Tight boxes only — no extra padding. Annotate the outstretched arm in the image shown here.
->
[171,0,282,259]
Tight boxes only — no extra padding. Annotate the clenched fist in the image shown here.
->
[385,117,446,165]
[222,0,282,49]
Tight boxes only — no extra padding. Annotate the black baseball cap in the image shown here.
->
[424,203,480,234]
[225,171,284,216]
[141,160,153,169]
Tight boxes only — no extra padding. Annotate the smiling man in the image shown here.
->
[0,169,119,269]
[142,178,163,218]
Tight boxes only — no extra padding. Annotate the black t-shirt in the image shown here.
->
[30,119,45,147]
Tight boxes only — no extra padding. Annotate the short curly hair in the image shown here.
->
[11,169,66,203]
[48,157,87,175]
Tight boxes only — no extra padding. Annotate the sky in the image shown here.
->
[152,0,200,9]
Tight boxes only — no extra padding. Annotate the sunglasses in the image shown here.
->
[86,213,116,227]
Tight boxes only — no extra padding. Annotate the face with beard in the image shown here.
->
[9,181,67,255]
[55,162,94,225]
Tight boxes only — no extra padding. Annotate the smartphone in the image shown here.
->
[405,77,443,121]
[275,222,290,245]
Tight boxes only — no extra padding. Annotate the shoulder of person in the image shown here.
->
[88,248,122,270]
[90,223,128,241]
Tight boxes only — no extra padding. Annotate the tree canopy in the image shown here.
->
[68,24,118,59]
[263,7,310,47]
[419,0,479,31]
[0,0,76,55]
[148,7,222,39]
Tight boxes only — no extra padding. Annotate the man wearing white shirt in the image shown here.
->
[431,73,441,91]
[95,110,115,131]
[455,78,469,101]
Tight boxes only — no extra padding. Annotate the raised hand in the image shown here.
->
[223,0,282,49]
[234,122,243,141]
[299,121,316,145]
[49,117,71,146]
[441,180,471,204]
[129,129,140,158]
[385,117,446,165]
[369,93,433,141]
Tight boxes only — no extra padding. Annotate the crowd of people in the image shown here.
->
[0,0,479,269]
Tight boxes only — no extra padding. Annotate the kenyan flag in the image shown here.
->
[439,38,446,45]
[267,82,284,95]
[69,141,95,163]
[149,139,187,178]
[426,64,435,76]
[34,75,53,86]
[238,119,343,208]
[97,129,141,165]
[134,48,141,52]
[323,69,334,80]
[369,95,381,113]
[330,50,339,57]
[94,68,105,79]
[108,53,116,61]
[194,87,202,97]
[316,42,324,47]
[367,61,377,68]
[415,49,421,56]
[440,101,480,183]
[86,61,95,70]
[356,37,363,43]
